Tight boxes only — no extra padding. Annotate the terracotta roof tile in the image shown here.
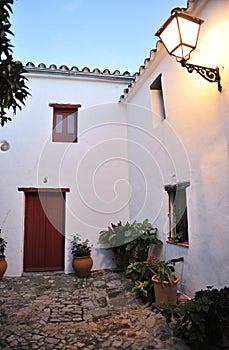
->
[119,1,192,102]
[24,62,133,82]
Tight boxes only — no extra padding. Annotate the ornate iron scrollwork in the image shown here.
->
[180,60,222,92]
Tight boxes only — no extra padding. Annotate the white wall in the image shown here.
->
[123,0,229,296]
[1,0,228,296]
[0,72,131,276]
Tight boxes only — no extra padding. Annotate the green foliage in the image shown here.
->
[0,230,7,259]
[126,256,160,302]
[99,220,142,248]
[99,219,162,265]
[126,256,184,302]
[131,280,151,299]
[71,234,92,257]
[0,0,30,126]
[155,257,184,287]
[163,286,229,348]
[169,232,184,243]
[125,224,162,263]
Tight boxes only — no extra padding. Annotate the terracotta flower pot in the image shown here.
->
[113,250,126,270]
[0,257,7,280]
[72,255,93,277]
[152,274,179,307]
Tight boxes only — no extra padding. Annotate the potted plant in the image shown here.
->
[0,232,7,280]
[99,220,137,269]
[125,224,162,262]
[98,219,162,270]
[168,232,185,244]
[152,257,184,307]
[71,234,93,278]
[126,255,161,303]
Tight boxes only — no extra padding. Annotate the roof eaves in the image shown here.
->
[119,0,204,103]
[24,62,134,84]
[119,43,164,103]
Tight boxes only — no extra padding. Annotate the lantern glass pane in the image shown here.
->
[178,17,200,48]
[160,17,180,54]
[173,45,193,60]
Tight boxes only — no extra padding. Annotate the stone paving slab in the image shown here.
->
[0,270,191,350]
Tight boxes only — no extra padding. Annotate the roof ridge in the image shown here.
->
[119,43,164,102]
[119,0,193,102]
[24,62,132,77]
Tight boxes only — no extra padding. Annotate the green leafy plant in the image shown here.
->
[169,232,184,244]
[163,286,229,348]
[99,220,141,248]
[99,219,162,266]
[0,231,7,259]
[0,0,30,126]
[125,224,162,263]
[131,280,151,300]
[126,255,160,302]
[71,234,92,257]
[153,257,184,287]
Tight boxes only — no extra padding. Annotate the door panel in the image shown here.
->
[24,191,65,272]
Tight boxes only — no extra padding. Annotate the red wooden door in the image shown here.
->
[24,191,65,272]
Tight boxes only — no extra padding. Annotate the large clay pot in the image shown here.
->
[113,247,131,271]
[152,274,179,307]
[72,255,93,277]
[113,250,126,270]
[0,257,7,280]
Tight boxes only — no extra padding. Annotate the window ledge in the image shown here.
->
[166,240,189,248]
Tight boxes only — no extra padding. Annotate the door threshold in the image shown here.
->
[22,270,65,276]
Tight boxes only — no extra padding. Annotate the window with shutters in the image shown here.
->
[49,103,81,143]
[165,182,190,246]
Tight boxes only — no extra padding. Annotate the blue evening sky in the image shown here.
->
[11,0,187,74]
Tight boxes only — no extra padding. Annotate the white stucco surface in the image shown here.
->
[0,72,132,276]
[1,0,228,297]
[122,0,229,296]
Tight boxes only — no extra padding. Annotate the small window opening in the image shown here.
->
[165,182,190,245]
[150,74,166,125]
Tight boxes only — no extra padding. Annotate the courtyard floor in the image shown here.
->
[0,270,191,350]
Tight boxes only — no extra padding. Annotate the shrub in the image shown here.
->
[99,219,162,267]
[163,286,229,348]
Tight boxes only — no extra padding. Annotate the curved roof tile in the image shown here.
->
[113,70,121,75]
[26,62,35,68]
[119,2,192,102]
[82,67,90,72]
[60,65,69,70]
[49,64,57,69]
[102,69,111,74]
[24,62,134,82]
[92,68,101,73]
[38,63,46,68]
[71,66,79,71]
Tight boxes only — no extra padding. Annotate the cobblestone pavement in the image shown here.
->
[0,270,191,350]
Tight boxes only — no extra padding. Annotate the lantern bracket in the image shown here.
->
[180,59,222,92]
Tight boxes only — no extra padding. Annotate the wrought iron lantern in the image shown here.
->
[155,9,222,92]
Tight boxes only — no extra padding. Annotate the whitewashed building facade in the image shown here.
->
[1,0,228,297]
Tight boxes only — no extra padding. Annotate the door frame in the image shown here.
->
[18,187,70,272]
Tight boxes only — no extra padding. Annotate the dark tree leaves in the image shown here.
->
[0,0,30,126]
